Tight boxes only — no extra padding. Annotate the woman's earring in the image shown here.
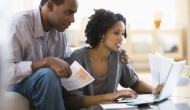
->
[101,38,103,42]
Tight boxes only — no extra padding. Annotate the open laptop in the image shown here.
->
[118,60,186,103]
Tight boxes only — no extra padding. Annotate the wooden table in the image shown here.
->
[81,86,190,110]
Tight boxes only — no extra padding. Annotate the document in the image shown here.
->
[180,65,190,78]
[177,77,190,86]
[149,52,174,88]
[100,104,137,109]
[177,65,190,86]
[60,61,94,91]
[149,52,189,87]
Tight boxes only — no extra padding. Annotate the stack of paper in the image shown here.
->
[60,61,94,91]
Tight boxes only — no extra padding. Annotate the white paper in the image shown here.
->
[60,61,94,91]
[176,65,190,86]
[149,52,173,87]
[177,77,190,86]
[155,52,174,61]
[180,65,190,78]
[100,104,137,109]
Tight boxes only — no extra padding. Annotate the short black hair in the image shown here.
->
[85,9,127,48]
[40,0,65,6]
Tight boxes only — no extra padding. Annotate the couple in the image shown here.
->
[6,0,163,110]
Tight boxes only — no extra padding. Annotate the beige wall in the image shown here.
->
[188,1,190,65]
[174,0,190,65]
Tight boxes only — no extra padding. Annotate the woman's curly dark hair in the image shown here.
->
[85,9,127,48]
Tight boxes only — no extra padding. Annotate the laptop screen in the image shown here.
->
[158,60,186,101]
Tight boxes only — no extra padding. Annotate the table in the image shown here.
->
[80,86,190,110]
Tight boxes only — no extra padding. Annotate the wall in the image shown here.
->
[188,1,190,65]
[174,0,190,65]
[69,0,175,30]
[5,0,189,65]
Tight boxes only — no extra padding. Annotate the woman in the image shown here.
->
[64,9,163,109]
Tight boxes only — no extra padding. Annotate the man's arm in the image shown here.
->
[32,57,71,78]
[7,52,72,86]
[6,22,71,85]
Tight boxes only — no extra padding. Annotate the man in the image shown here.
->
[6,0,129,110]
[7,0,78,109]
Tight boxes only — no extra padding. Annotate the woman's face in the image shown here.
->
[102,21,125,52]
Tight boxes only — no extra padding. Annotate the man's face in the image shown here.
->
[48,0,78,32]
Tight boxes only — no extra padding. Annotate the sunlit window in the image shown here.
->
[6,0,175,30]
[72,0,175,30]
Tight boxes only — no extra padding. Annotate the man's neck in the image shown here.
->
[40,6,52,31]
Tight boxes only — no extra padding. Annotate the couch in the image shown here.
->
[3,91,32,110]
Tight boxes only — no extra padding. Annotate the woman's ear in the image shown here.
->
[102,34,105,39]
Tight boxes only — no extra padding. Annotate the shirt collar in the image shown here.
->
[33,6,44,38]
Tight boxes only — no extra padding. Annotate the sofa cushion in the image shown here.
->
[2,91,31,110]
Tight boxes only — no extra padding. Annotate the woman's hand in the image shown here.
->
[107,89,138,101]
[153,83,164,94]
[83,89,137,107]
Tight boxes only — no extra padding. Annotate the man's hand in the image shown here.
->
[32,57,72,78]
[47,57,72,78]
[120,49,130,64]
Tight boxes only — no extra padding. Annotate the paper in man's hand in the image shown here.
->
[60,61,94,91]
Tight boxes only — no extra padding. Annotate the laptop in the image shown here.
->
[118,60,186,103]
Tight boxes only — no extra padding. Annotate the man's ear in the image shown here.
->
[47,0,54,11]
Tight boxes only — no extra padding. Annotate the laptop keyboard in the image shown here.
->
[139,94,159,102]
[118,94,159,103]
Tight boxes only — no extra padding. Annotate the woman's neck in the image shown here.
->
[88,45,110,62]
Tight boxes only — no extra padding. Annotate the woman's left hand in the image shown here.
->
[121,49,130,64]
